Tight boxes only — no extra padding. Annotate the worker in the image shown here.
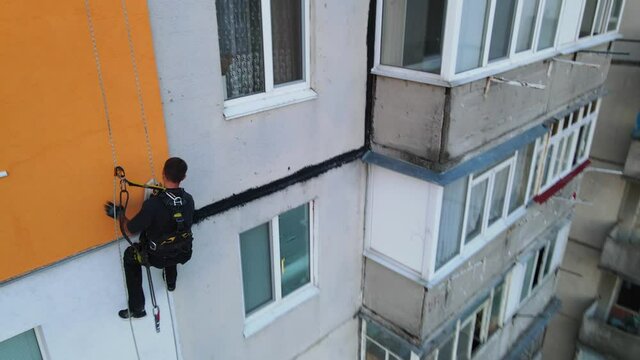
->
[105,157,195,319]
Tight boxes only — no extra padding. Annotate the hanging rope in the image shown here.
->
[119,1,180,358]
[83,0,142,359]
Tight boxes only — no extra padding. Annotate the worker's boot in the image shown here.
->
[118,308,147,319]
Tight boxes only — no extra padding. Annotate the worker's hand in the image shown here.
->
[104,201,124,219]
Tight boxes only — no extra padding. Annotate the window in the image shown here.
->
[579,0,598,37]
[519,238,556,302]
[363,321,419,360]
[536,0,563,50]
[529,99,600,196]
[0,329,43,360]
[239,203,314,318]
[433,279,509,360]
[380,0,447,74]
[215,0,310,107]
[455,0,490,73]
[435,143,536,272]
[516,0,542,53]
[488,0,518,61]
[607,0,624,32]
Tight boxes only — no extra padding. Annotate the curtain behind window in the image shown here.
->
[271,0,303,85]
[216,0,265,99]
[436,177,468,269]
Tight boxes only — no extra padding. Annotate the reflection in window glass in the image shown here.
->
[580,0,598,37]
[489,167,509,226]
[489,0,517,61]
[509,143,534,213]
[271,0,304,86]
[279,204,311,297]
[516,0,541,52]
[240,223,273,314]
[0,329,43,360]
[489,282,505,335]
[537,0,563,50]
[456,0,490,73]
[608,0,623,31]
[436,177,468,269]
[465,179,488,243]
[366,339,387,360]
[366,321,412,360]
[381,0,446,74]
[520,255,536,301]
[456,320,473,360]
[543,238,556,276]
[438,333,456,360]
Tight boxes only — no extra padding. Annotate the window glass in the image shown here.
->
[489,166,510,226]
[577,122,592,160]
[465,179,488,243]
[593,0,608,35]
[366,321,412,360]
[489,282,505,335]
[381,0,447,74]
[489,0,517,61]
[516,0,541,52]
[509,143,535,213]
[552,137,566,178]
[471,307,485,353]
[271,0,304,85]
[456,319,473,360]
[529,146,543,197]
[438,333,456,360]
[436,177,468,269]
[366,339,387,360]
[456,0,490,73]
[562,133,575,172]
[580,0,598,37]
[537,0,563,50]
[608,0,623,31]
[0,329,43,360]
[216,0,266,99]
[543,238,556,276]
[279,203,311,297]
[240,223,273,314]
[542,143,554,187]
[520,255,536,301]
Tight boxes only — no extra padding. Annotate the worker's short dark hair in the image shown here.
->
[163,157,188,183]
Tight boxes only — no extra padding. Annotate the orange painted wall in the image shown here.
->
[0,1,169,281]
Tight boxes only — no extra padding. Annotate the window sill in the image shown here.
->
[223,88,318,120]
[243,285,319,338]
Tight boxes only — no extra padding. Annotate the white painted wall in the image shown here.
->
[171,163,365,359]
[0,241,179,360]
[146,0,368,206]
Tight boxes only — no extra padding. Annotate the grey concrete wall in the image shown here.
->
[372,49,611,168]
[569,160,626,249]
[372,77,446,162]
[172,163,365,359]
[362,258,426,337]
[600,236,640,284]
[147,0,367,205]
[579,305,640,360]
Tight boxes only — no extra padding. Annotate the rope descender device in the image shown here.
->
[114,165,163,333]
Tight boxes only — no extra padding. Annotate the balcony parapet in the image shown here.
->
[579,301,640,360]
[600,225,640,284]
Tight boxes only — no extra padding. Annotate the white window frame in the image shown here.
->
[221,0,316,119]
[240,201,318,337]
[433,277,510,360]
[519,241,555,304]
[372,0,625,87]
[361,321,421,360]
[530,98,600,196]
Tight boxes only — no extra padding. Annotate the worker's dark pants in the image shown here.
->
[123,246,176,311]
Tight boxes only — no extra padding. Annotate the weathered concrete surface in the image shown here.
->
[362,258,425,337]
[579,302,640,360]
[623,140,640,181]
[600,234,640,284]
[542,240,604,360]
[570,162,626,250]
[372,47,611,168]
[373,77,446,162]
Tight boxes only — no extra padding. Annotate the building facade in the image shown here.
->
[0,1,630,360]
